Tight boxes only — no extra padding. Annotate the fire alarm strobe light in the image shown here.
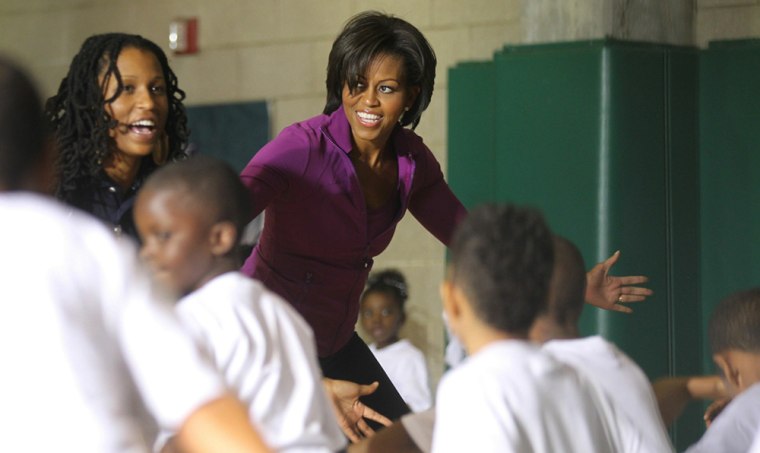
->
[169,17,198,55]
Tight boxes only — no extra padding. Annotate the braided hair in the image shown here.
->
[363,269,409,310]
[46,33,188,202]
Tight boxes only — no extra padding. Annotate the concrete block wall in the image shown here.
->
[0,0,522,393]
[524,0,694,46]
[696,0,760,47]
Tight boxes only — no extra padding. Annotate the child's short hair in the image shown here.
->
[143,155,252,243]
[708,288,760,354]
[363,269,409,309]
[449,203,554,334]
[545,235,587,326]
[0,56,46,190]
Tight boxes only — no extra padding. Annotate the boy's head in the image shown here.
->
[441,203,554,348]
[134,155,252,296]
[360,269,409,348]
[708,288,760,396]
[529,235,587,342]
[0,57,51,192]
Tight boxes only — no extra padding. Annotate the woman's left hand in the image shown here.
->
[322,378,392,443]
[585,250,653,314]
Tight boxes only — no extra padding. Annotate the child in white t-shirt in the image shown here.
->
[675,288,760,453]
[360,270,432,412]
[134,155,345,453]
[530,236,673,453]
[433,204,617,453]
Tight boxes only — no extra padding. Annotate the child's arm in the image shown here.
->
[347,421,422,453]
[349,408,434,453]
[323,378,393,443]
[172,393,272,453]
[652,375,727,427]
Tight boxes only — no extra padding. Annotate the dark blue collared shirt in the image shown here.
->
[67,170,146,241]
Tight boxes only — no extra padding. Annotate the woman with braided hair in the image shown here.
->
[46,33,188,239]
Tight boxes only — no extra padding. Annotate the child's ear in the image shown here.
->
[713,352,741,395]
[440,280,462,325]
[209,221,237,257]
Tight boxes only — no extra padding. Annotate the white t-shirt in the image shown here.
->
[685,382,760,453]
[748,418,760,453]
[0,193,225,453]
[543,336,674,453]
[370,339,432,412]
[432,339,617,453]
[173,272,346,453]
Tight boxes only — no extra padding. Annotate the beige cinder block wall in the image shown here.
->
[696,0,760,47]
[0,0,754,396]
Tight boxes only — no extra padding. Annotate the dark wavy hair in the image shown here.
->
[363,269,409,310]
[324,11,436,129]
[46,33,188,202]
[0,57,47,190]
[449,204,554,335]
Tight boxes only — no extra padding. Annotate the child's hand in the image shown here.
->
[704,397,731,428]
[323,378,392,443]
[585,251,653,313]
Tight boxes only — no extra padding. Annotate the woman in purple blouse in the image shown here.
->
[240,11,651,440]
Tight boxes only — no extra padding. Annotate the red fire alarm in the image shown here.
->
[169,17,198,55]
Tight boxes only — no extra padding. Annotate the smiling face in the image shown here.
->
[101,46,168,161]
[134,187,217,296]
[341,53,419,154]
[360,290,405,349]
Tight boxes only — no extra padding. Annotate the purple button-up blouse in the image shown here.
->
[240,106,466,356]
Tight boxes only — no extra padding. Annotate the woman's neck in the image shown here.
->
[351,128,396,169]
[352,143,386,169]
[103,151,142,190]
